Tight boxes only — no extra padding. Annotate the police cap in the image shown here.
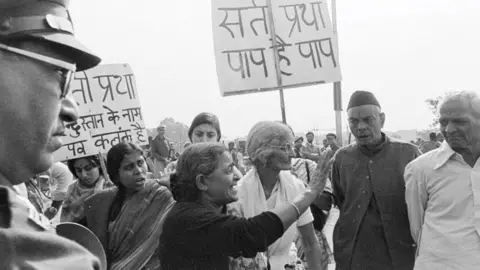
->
[0,0,100,71]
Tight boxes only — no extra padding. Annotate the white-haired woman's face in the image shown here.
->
[257,136,295,171]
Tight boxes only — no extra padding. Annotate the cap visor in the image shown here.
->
[30,32,101,71]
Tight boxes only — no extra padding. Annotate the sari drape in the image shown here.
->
[107,180,175,270]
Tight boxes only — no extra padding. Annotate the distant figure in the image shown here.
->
[151,124,171,176]
[294,136,305,158]
[419,132,441,154]
[415,138,423,146]
[321,139,328,152]
[325,133,340,154]
[303,131,322,162]
[169,142,178,161]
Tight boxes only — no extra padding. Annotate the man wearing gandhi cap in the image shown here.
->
[0,1,102,269]
[331,91,420,270]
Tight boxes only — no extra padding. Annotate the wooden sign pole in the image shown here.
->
[266,0,287,124]
[332,0,343,145]
[98,153,110,183]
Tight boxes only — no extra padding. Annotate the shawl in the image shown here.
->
[230,168,313,270]
[107,179,175,270]
[61,176,110,223]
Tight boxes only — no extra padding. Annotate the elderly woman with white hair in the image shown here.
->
[229,121,328,270]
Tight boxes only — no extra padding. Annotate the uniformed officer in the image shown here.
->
[0,0,103,269]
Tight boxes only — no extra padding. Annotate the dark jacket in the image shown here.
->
[331,137,420,270]
[159,201,284,270]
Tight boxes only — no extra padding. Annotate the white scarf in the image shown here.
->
[233,167,301,270]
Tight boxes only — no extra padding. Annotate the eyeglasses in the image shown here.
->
[270,143,294,153]
[0,43,76,98]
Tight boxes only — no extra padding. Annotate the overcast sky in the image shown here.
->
[70,0,480,138]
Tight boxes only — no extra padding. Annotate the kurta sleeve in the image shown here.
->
[331,155,344,208]
[176,206,284,258]
[404,162,427,244]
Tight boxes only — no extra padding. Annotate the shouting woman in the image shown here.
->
[159,142,332,269]
[83,142,175,270]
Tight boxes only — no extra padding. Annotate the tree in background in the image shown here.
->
[425,95,443,128]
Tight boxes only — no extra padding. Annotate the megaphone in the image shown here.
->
[56,222,107,270]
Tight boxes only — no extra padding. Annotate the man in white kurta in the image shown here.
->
[404,91,480,269]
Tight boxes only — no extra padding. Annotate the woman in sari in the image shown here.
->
[61,155,113,223]
[229,121,331,270]
[159,142,332,270]
[83,142,174,270]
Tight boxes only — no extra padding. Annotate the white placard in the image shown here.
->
[54,63,148,161]
[212,0,342,96]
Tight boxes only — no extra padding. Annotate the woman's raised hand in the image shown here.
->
[308,149,334,193]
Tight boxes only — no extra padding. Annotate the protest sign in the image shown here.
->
[212,0,341,96]
[54,64,148,162]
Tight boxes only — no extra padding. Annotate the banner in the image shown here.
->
[54,64,148,162]
[212,0,342,96]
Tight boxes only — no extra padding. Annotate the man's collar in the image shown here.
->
[433,141,457,170]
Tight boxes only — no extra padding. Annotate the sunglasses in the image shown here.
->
[0,43,76,98]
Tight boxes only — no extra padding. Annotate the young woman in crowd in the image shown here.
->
[165,112,243,180]
[229,121,330,270]
[61,155,114,223]
[83,142,175,270]
[159,142,332,269]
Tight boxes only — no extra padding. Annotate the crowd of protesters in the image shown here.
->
[1,1,480,270]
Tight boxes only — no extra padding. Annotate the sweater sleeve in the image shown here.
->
[174,205,284,257]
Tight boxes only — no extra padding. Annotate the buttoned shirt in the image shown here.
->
[405,142,480,269]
